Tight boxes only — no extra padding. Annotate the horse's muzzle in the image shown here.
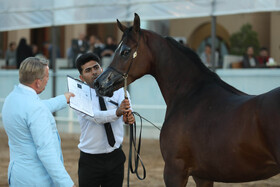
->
[93,68,124,97]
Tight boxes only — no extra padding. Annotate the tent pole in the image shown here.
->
[211,16,216,72]
[51,0,56,99]
[51,26,57,98]
[211,0,216,72]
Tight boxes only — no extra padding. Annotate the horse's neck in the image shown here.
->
[148,40,204,105]
[146,33,244,106]
[154,68,205,105]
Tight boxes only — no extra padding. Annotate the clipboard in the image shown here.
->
[67,75,94,117]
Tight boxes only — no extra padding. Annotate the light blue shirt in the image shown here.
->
[2,84,74,187]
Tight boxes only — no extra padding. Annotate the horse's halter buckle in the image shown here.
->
[133,51,137,59]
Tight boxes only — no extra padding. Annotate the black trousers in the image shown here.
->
[78,148,126,187]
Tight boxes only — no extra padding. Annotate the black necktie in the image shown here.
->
[98,96,116,147]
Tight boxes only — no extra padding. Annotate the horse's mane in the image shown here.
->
[165,36,219,77]
[164,36,244,95]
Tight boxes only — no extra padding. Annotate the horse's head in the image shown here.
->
[94,13,153,97]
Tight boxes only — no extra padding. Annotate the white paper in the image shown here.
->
[67,76,94,117]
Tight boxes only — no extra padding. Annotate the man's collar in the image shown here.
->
[18,83,37,95]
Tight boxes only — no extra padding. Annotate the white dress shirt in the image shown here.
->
[75,87,132,154]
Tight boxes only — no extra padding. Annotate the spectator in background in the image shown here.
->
[200,43,219,68]
[5,42,17,68]
[43,41,61,69]
[87,35,104,59]
[71,33,89,68]
[16,38,33,68]
[241,46,258,68]
[257,47,269,66]
[88,35,97,53]
[100,36,117,69]
[32,44,45,59]
[101,36,117,58]
[32,44,39,57]
[94,36,105,58]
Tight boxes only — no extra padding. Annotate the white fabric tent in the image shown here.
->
[1,0,280,32]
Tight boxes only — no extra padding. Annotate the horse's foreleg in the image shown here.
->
[193,176,214,187]
[163,159,189,187]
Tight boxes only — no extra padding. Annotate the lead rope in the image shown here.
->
[124,76,147,187]
[119,36,159,185]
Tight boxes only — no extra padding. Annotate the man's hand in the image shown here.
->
[123,110,135,125]
[116,99,131,117]
[64,92,75,104]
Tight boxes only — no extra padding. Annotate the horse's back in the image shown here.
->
[160,86,280,182]
[259,86,280,112]
[257,87,280,162]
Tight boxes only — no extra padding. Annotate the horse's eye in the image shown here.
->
[121,49,131,57]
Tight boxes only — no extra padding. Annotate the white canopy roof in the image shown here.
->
[1,0,280,32]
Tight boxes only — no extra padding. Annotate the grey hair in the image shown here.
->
[19,57,49,84]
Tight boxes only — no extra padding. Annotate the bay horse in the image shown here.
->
[94,13,280,187]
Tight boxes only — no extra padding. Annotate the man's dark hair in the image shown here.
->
[205,43,212,48]
[9,42,15,48]
[260,47,268,52]
[76,52,100,74]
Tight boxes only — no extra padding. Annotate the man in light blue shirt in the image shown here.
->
[2,57,75,187]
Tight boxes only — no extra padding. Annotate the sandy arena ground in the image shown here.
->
[1,129,280,187]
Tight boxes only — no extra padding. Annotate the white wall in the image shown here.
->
[1,69,280,139]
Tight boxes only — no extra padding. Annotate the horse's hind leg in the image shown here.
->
[163,160,189,187]
[193,176,214,187]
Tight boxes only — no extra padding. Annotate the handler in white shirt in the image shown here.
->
[75,53,135,187]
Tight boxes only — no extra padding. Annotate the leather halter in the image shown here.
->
[108,31,140,86]
[109,31,141,98]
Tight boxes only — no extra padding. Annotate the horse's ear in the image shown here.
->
[133,13,140,33]
[117,19,127,33]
